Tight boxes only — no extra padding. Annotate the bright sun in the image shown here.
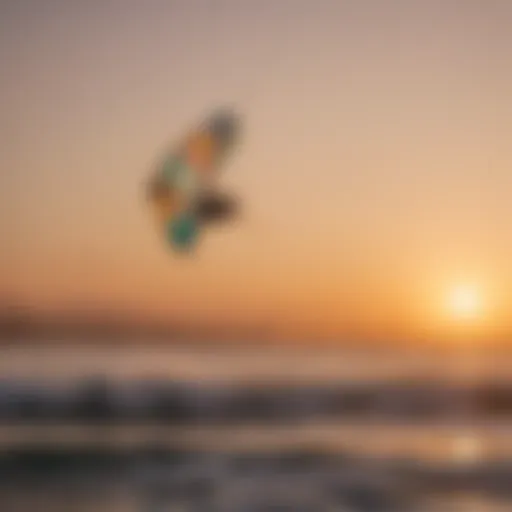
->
[447,284,482,321]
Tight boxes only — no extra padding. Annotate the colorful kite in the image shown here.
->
[146,109,241,252]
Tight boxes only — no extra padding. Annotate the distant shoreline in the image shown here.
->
[1,306,510,350]
[1,336,511,354]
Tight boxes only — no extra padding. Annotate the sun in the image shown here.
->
[447,284,482,321]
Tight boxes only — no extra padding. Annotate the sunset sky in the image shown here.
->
[1,0,511,343]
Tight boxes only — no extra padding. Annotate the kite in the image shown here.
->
[146,109,241,252]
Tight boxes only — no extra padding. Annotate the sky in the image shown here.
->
[1,0,511,343]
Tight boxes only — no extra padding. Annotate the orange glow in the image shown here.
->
[1,2,511,346]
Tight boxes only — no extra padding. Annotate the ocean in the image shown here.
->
[0,343,510,511]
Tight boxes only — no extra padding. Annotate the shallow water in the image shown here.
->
[1,447,511,512]
[0,422,511,462]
